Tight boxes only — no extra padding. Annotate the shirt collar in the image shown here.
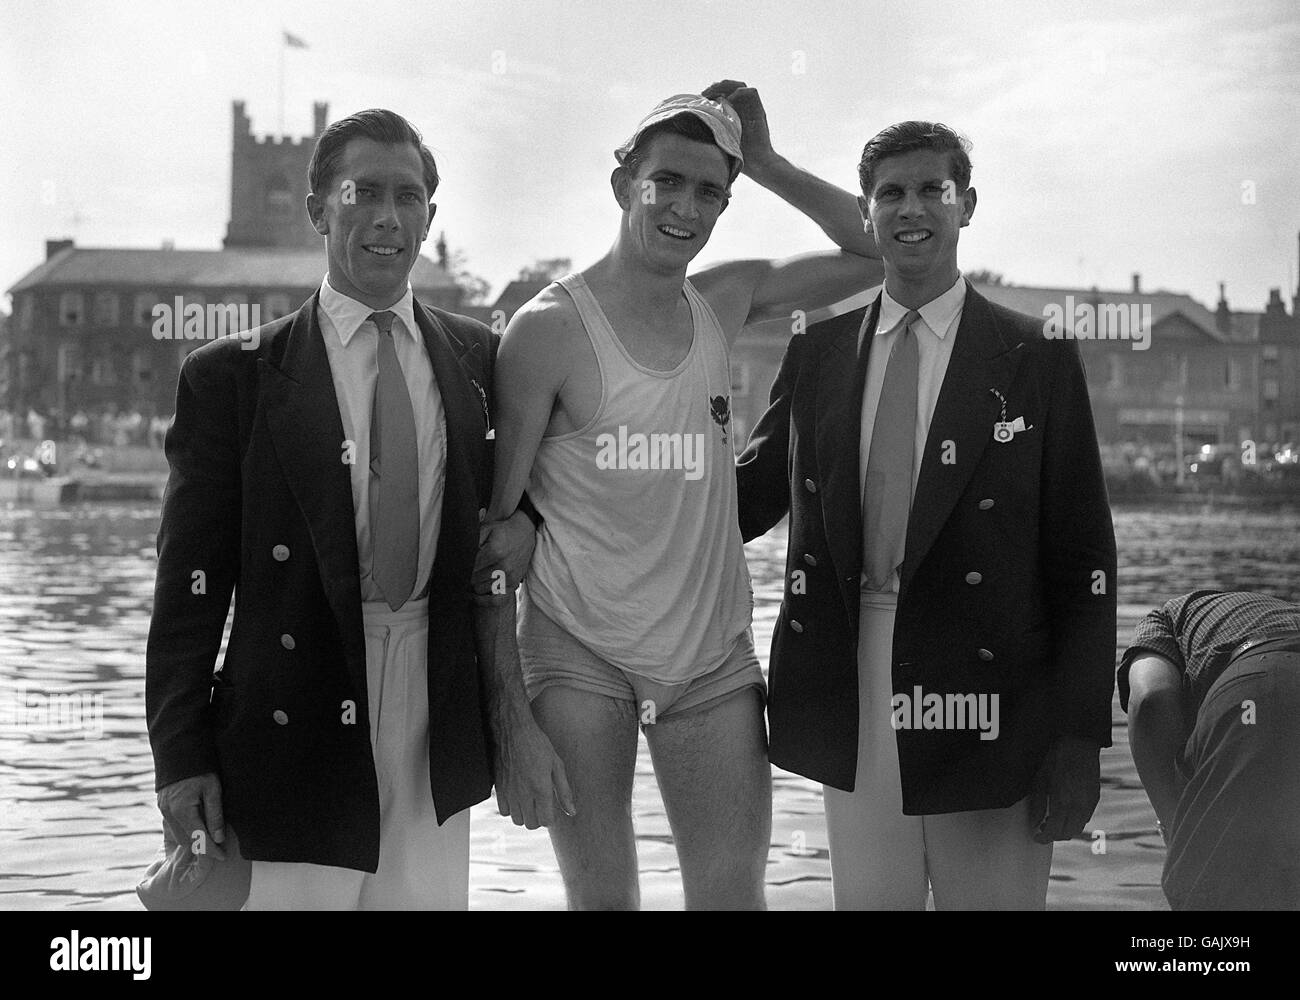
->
[875,273,967,340]
[319,277,419,348]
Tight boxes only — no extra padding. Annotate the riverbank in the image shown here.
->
[3,468,1298,508]
[0,473,164,504]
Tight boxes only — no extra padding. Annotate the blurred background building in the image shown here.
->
[0,99,1296,481]
[1,102,461,437]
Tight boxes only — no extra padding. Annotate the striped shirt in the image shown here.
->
[1118,590,1300,712]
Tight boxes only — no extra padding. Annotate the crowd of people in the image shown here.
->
[0,407,172,449]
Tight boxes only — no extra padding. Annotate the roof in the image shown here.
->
[974,283,1226,341]
[737,279,1248,346]
[1227,310,1262,343]
[492,279,550,316]
[6,246,458,294]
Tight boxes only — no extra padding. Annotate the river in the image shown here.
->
[1,500,1298,909]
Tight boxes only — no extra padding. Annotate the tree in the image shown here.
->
[516,258,573,283]
[446,248,492,305]
[966,268,1007,286]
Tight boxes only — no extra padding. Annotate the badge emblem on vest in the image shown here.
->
[710,394,731,442]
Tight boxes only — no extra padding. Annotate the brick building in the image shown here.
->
[1,102,462,425]
[450,261,1300,456]
[725,262,1300,453]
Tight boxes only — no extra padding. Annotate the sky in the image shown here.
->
[2,0,1297,312]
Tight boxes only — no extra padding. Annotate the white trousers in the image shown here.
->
[245,597,471,910]
[821,590,1052,910]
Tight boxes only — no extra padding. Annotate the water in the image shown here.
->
[1,501,1298,909]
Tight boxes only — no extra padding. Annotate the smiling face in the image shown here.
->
[306,137,434,309]
[859,148,976,306]
[617,131,730,273]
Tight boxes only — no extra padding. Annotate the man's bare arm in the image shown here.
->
[1126,653,1187,833]
[476,299,577,827]
[484,300,570,524]
[692,81,885,333]
[473,584,574,828]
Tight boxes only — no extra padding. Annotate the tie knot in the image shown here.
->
[900,309,921,333]
[370,310,396,336]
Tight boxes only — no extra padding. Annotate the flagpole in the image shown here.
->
[278,31,285,135]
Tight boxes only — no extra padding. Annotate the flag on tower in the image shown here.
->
[283,30,308,49]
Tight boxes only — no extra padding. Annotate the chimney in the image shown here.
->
[162,238,175,250]
[436,231,449,271]
[1132,272,1141,294]
[46,238,74,260]
[1261,288,1290,345]
[313,102,329,136]
[1215,281,1231,335]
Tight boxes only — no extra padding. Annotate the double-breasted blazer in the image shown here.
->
[736,282,1117,813]
[146,293,497,871]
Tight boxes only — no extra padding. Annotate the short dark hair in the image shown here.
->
[307,108,439,198]
[621,113,739,184]
[858,121,972,197]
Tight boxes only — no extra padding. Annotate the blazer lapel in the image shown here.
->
[815,298,878,620]
[413,303,484,608]
[900,281,1027,593]
[260,294,367,698]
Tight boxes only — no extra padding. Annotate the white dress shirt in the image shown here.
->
[317,278,446,603]
[858,274,966,592]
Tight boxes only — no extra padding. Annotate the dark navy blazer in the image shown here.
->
[737,282,1117,813]
[146,293,496,871]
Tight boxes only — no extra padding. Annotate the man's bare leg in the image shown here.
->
[645,687,771,910]
[532,686,641,910]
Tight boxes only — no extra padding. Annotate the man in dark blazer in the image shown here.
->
[737,121,1117,909]
[145,109,553,909]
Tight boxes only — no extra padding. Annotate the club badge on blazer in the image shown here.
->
[989,388,1032,443]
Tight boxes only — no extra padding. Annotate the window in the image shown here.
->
[91,356,117,386]
[133,292,160,325]
[59,291,84,326]
[266,174,295,214]
[132,349,152,384]
[1161,355,1185,389]
[1263,345,1279,361]
[18,295,34,331]
[57,343,80,382]
[730,361,751,398]
[262,293,291,320]
[93,292,119,326]
[1263,378,1280,401]
[1225,357,1243,391]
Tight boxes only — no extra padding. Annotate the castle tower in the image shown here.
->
[223,100,328,248]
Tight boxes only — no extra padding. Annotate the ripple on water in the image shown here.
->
[1,500,1297,909]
